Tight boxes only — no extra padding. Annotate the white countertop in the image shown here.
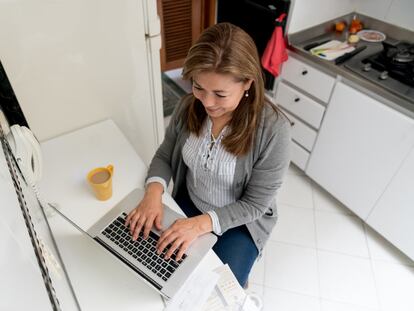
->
[39,119,221,310]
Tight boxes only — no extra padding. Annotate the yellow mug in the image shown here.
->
[87,165,114,201]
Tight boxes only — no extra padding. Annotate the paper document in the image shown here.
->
[164,263,263,311]
[202,264,263,311]
[202,264,246,311]
[164,265,219,311]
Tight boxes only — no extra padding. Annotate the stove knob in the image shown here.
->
[363,63,372,72]
[379,71,388,80]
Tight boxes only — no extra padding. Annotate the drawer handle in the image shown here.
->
[301,70,308,75]
[294,97,300,102]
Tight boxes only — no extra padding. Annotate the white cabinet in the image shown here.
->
[306,81,414,219]
[276,82,326,129]
[280,54,336,103]
[282,110,317,151]
[290,141,311,170]
[366,146,414,259]
[276,54,333,170]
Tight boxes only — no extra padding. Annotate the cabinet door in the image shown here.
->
[276,81,326,129]
[280,55,335,103]
[366,147,414,260]
[306,82,414,219]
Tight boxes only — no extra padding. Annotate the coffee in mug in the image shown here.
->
[90,170,110,184]
[87,165,114,201]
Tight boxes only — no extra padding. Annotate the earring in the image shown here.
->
[244,91,249,97]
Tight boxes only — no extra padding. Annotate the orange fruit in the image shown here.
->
[335,21,346,32]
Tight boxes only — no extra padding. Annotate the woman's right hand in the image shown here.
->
[125,182,164,240]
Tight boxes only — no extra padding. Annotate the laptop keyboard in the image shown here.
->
[101,212,187,282]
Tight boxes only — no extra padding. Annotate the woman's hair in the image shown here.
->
[181,22,271,156]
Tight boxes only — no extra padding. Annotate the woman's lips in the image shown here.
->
[206,107,220,113]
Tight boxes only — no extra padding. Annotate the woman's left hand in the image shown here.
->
[156,214,212,261]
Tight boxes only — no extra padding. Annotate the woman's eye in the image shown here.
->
[193,85,203,91]
[216,94,226,98]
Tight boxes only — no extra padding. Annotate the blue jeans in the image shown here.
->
[175,188,259,287]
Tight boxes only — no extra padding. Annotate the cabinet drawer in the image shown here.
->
[291,141,310,171]
[276,82,325,129]
[282,109,317,151]
[281,55,335,102]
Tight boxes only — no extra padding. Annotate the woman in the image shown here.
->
[126,22,291,287]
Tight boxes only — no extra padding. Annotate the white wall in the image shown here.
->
[288,0,414,33]
[288,0,354,34]
[0,0,163,165]
[354,0,414,31]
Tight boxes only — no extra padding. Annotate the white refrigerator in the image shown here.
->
[0,0,164,165]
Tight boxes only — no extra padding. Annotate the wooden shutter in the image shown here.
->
[158,0,215,71]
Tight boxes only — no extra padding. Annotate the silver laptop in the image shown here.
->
[87,188,217,299]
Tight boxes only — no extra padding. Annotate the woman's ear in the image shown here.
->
[244,79,254,91]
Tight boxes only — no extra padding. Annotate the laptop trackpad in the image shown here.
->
[155,204,186,234]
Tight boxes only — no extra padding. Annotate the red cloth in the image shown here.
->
[261,13,288,77]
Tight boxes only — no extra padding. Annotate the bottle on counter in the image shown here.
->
[349,14,363,34]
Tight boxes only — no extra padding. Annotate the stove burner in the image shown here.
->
[387,43,414,63]
[361,40,414,87]
[394,50,414,63]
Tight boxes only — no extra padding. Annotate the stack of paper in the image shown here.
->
[164,264,263,311]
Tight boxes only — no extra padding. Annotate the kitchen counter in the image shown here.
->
[288,13,414,118]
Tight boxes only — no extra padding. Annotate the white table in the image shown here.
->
[39,119,222,310]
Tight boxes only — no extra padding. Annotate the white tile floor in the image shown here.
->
[248,164,414,311]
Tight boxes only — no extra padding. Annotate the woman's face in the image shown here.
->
[192,71,252,123]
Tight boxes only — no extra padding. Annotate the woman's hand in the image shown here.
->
[125,183,164,240]
[156,214,212,261]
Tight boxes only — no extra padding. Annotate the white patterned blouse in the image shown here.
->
[182,117,237,235]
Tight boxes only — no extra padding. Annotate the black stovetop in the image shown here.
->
[345,39,414,104]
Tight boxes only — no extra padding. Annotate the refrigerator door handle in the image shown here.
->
[143,0,161,37]
[145,35,164,144]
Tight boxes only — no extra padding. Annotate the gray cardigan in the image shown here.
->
[146,98,291,255]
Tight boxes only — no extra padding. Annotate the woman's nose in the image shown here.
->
[202,93,215,107]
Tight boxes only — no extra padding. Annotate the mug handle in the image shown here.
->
[106,164,114,175]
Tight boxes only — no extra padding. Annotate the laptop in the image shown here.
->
[87,188,218,299]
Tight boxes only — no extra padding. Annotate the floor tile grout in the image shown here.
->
[280,200,357,217]
[277,201,314,210]
[311,181,324,311]
[363,223,414,268]
[267,238,376,261]
[259,282,382,311]
[363,222,383,310]
[266,239,317,250]
[261,283,321,299]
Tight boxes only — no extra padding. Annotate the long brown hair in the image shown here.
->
[181,22,271,156]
